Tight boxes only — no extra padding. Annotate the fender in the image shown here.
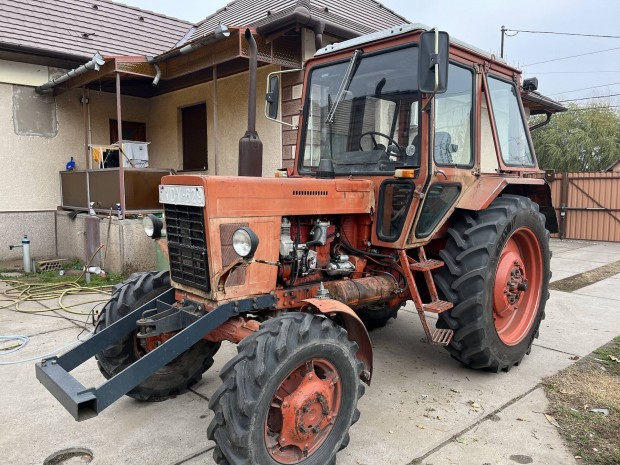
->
[301,298,373,385]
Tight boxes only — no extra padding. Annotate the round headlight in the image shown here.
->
[232,227,259,258]
[143,214,163,239]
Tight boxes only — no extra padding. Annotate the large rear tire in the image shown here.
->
[95,271,220,401]
[355,303,403,330]
[208,313,364,465]
[434,195,550,372]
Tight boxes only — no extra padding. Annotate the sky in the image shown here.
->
[123,0,620,105]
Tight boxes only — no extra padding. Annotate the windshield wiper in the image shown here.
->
[326,49,362,124]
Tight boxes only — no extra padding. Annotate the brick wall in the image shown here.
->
[281,70,304,170]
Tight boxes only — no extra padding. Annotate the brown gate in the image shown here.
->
[547,172,620,242]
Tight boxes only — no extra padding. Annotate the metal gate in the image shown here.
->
[547,172,620,242]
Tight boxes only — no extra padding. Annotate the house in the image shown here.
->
[604,159,620,172]
[0,0,407,272]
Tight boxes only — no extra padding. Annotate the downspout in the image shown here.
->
[36,52,105,94]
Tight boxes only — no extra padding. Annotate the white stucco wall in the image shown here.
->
[148,64,282,177]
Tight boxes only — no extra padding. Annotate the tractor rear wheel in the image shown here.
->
[356,303,403,330]
[434,195,550,372]
[95,271,220,401]
[208,313,364,465]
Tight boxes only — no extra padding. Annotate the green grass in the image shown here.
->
[0,258,127,288]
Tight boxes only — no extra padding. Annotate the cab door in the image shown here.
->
[409,61,477,244]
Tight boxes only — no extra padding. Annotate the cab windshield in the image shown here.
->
[300,46,420,175]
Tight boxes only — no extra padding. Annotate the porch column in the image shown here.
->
[115,72,126,219]
[82,86,89,168]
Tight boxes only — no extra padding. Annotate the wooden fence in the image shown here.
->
[544,172,620,242]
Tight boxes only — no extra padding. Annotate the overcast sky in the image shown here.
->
[124,0,620,105]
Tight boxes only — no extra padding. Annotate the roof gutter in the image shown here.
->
[256,2,358,49]
[148,24,230,65]
[35,52,106,94]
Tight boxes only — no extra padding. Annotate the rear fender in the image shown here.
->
[456,177,558,233]
[301,298,373,385]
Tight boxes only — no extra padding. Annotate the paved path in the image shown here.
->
[1,239,619,465]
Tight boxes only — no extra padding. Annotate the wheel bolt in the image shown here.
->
[302,406,309,413]
[282,401,289,409]
[280,437,286,445]
[299,425,307,433]
[312,426,320,434]
[307,373,313,380]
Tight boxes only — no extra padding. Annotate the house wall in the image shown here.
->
[0,59,284,269]
[0,59,149,264]
[148,64,282,177]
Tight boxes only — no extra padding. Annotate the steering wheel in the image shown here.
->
[358,131,402,153]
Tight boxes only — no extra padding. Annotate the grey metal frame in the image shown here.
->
[35,290,277,421]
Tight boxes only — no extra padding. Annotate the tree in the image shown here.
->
[530,103,620,172]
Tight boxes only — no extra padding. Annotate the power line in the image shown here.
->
[528,70,620,74]
[567,105,620,111]
[522,46,620,67]
[548,81,620,96]
[506,29,620,39]
[558,93,620,103]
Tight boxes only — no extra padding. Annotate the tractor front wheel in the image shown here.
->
[434,195,550,372]
[95,271,220,401]
[208,313,364,465]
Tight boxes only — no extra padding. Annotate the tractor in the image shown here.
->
[37,24,557,465]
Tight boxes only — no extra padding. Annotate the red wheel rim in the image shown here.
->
[265,358,342,464]
[492,227,543,346]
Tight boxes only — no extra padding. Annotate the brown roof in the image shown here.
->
[191,0,409,42]
[0,0,192,60]
[521,90,568,115]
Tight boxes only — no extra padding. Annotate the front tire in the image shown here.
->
[208,313,364,465]
[434,195,550,372]
[95,271,221,401]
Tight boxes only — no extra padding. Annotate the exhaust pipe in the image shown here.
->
[238,29,263,177]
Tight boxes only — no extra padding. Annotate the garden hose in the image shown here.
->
[0,244,115,363]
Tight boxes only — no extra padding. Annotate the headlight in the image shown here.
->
[143,214,164,239]
[232,227,259,258]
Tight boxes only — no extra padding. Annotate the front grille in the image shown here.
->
[164,204,210,292]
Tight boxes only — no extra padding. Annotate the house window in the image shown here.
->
[109,120,146,143]
[181,103,208,171]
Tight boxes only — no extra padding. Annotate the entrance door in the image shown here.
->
[181,103,208,171]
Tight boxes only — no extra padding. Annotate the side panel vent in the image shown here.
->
[292,190,329,196]
[220,223,249,287]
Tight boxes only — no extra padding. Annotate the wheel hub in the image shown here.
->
[492,228,543,346]
[266,359,341,464]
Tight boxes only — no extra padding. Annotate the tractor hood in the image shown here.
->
[159,175,376,219]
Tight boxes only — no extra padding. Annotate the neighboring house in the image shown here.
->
[0,0,407,271]
[604,159,620,172]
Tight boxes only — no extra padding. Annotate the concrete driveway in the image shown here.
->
[1,239,620,465]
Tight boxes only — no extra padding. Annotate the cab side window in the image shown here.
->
[487,76,534,166]
[434,64,474,166]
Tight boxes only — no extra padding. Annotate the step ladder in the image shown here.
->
[398,248,454,346]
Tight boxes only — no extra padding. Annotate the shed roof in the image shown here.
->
[191,0,409,42]
[0,0,192,60]
[522,90,568,115]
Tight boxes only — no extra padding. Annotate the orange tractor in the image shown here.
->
[37,24,557,464]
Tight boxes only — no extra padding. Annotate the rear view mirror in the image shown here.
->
[418,30,449,94]
[266,75,280,119]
